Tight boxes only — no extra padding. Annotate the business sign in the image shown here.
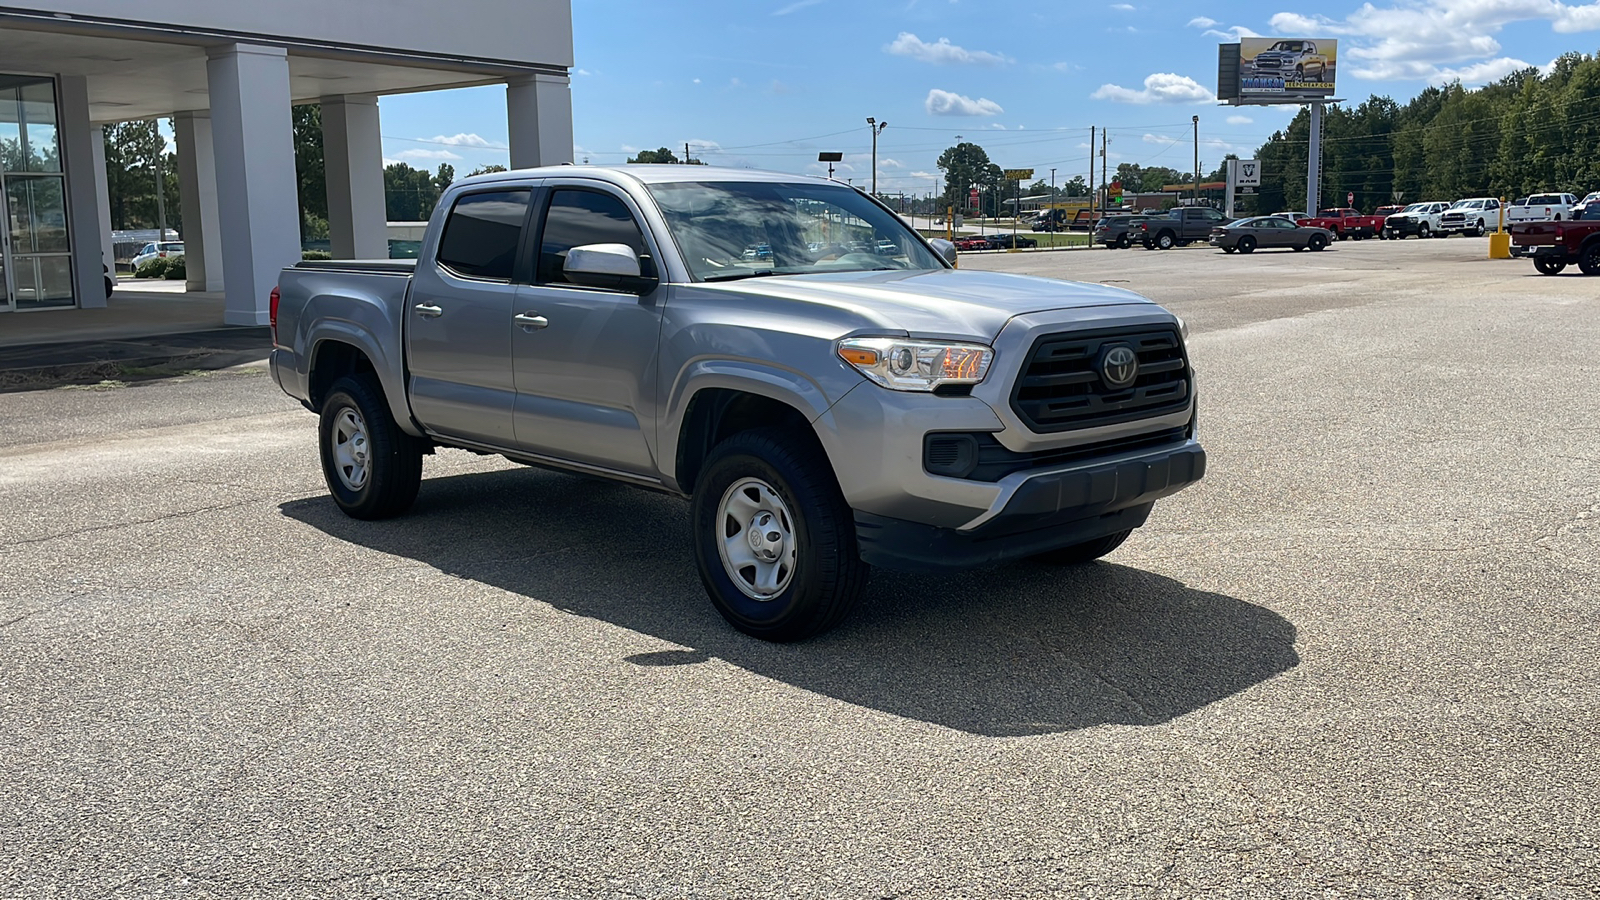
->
[1003,168,1034,181]
[1238,38,1337,101]
[1229,159,1261,187]
[968,188,980,207]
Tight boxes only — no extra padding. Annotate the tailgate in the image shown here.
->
[1509,223,1557,246]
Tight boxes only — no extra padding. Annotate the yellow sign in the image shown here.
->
[1003,169,1034,181]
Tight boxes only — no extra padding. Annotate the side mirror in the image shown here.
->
[564,243,658,294]
[928,238,958,266]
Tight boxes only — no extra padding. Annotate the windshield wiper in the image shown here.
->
[702,270,783,282]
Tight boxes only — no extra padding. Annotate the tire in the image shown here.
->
[319,375,424,520]
[1418,222,1431,239]
[1335,229,1346,241]
[1031,530,1132,566]
[104,277,115,299]
[1308,233,1329,251]
[691,428,868,642]
[1116,233,1131,249]
[1238,236,1256,254]
[1156,232,1175,250]
[1473,220,1485,237]
[1580,242,1600,277]
[1222,246,1237,254]
[1534,257,1567,275]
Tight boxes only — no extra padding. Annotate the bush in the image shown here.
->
[134,257,169,279]
[301,249,332,261]
[163,256,186,280]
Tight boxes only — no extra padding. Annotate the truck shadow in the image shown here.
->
[280,466,1298,737]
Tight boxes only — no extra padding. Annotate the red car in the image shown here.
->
[954,236,991,251]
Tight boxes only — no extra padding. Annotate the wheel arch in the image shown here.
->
[307,331,422,437]
[665,365,842,495]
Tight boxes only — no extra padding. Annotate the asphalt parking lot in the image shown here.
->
[2,236,1597,896]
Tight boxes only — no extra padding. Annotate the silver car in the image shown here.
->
[1210,216,1334,253]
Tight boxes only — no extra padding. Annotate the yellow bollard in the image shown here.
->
[1488,195,1511,258]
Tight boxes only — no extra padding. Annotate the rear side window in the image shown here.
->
[437,190,531,281]
[537,189,647,285]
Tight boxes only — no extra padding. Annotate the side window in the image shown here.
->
[538,189,647,285]
[437,190,531,281]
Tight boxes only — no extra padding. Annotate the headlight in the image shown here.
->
[837,337,994,392]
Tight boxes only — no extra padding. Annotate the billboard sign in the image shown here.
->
[1238,38,1336,101]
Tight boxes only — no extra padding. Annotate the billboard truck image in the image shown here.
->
[1240,38,1337,100]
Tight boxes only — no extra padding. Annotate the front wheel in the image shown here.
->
[692,429,868,641]
[1580,243,1600,276]
[319,375,424,520]
[1534,257,1567,276]
[1418,222,1431,239]
[1237,236,1257,254]
[1031,530,1132,566]
[1473,220,1486,237]
[1308,233,1329,251]
[1116,233,1131,249]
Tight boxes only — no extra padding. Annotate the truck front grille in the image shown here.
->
[1010,326,1190,432]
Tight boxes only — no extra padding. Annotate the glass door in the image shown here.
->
[0,75,72,311]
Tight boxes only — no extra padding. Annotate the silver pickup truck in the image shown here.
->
[270,165,1205,641]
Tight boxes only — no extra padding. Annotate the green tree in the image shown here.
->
[628,147,680,164]
[384,163,441,221]
[467,164,508,177]
[434,163,455,192]
[935,142,994,213]
[102,120,181,234]
[292,104,326,241]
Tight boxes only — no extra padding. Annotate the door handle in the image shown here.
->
[414,303,443,318]
[513,312,549,330]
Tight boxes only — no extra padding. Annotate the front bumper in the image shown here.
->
[855,440,1206,571]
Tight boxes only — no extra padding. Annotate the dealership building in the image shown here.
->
[0,1,574,324]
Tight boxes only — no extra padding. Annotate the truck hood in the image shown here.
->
[695,269,1153,341]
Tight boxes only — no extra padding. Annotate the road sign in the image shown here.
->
[1347,191,1355,206]
[1003,168,1034,181]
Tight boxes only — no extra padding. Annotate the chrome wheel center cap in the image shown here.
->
[746,513,783,560]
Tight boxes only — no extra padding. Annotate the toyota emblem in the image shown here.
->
[1101,345,1138,388]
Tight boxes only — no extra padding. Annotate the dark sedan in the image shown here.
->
[1209,216,1334,253]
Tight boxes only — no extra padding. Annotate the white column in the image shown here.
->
[56,75,107,309]
[206,43,301,326]
[321,94,388,259]
[506,73,573,169]
[174,111,225,292]
[90,124,116,285]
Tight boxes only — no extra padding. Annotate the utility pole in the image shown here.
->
[1192,115,1200,204]
[866,117,887,195]
[685,142,691,164]
[1089,126,1096,226]
[1101,129,1108,213]
[153,120,168,239]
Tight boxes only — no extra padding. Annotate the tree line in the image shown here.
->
[1249,50,1600,214]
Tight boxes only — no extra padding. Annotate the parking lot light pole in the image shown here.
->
[1192,115,1200,203]
[867,117,887,196]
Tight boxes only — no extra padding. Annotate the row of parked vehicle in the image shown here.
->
[952,233,1038,251]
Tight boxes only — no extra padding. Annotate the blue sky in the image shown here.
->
[375,0,1600,194]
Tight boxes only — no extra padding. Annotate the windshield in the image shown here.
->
[647,181,942,282]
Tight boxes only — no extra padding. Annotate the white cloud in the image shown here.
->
[382,157,403,167]
[1142,132,1177,145]
[396,148,462,161]
[1112,2,1135,9]
[879,158,906,168]
[885,32,1012,65]
[575,68,592,76]
[686,139,722,153]
[425,133,507,149]
[910,170,935,178]
[693,78,702,84]
[1187,16,1218,28]
[924,88,1004,116]
[1092,72,1214,104]
[1226,114,1254,124]
[1204,25,1261,40]
[772,0,822,14]
[1270,2,1600,83]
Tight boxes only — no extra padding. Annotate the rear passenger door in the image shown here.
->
[509,184,665,477]
[405,187,533,447]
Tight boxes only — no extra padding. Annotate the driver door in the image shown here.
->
[510,184,664,476]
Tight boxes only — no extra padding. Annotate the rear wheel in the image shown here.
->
[692,428,868,641]
[1308,233,1329,252]
[1031,530,1132,566]
[1156,232,1175,250]
[1534,257,1567,276]
[1237,235,1257,254]
[319,375,424,520]
[1116,233,1131,249]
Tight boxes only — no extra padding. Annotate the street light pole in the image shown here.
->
[1192,115,1200,204]
[866,117,888,196]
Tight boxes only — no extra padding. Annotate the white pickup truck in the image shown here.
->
[1507,193,1578,224]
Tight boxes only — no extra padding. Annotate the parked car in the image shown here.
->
[874,239,901,255]
[1304,208,1385,240]
[1269,211,1311,223]
[103,263,115,299]
[954,236,991,251]
[1383,202,1450,239]
[1141,207,1233,250]
[131,241,184,270]
[1510,201,1600,275]
[1506,192,1578,224]
[1209,216,1334,253]
[986,233,1037,250]
[1438,198,1503,236]
[268,165,1204,641]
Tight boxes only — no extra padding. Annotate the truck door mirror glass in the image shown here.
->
[927,238,958,265]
